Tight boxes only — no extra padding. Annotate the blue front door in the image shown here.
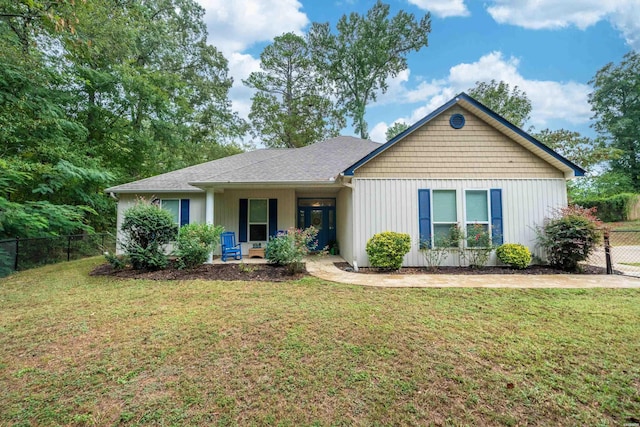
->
[297,199,336,251]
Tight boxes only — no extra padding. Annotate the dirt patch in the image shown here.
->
[90,262,305,282]
[334,262,610,275]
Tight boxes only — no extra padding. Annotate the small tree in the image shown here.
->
[536,205,603,272]
[175,223,224,269]
[266,227,318,274]
[120,201,177,270]
[366,231,411,270]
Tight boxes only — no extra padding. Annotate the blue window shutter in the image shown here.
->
[418,189,431,249]
[490,189,503,245]
[180,199,190,226]
[268,199,278,238]
[239,199,248,242]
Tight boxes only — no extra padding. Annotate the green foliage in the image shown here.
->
[496,243,531,269]
[536,206,603,272]
[243,32,344,148]
[573,193,638,222]
[366,231,411,270]
[308,1,431,139]
[120,202,177,270]
[468,80,532,128]
[589,51,640,191]
[104,251,126,270]
[464,224,493,268]
[385,121,410,141]
[265,227,318,274]
[175,223,224,269]
[534,128,617,173]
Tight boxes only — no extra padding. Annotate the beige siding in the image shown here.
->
[336,187,353,263]
[215,189,296,254]
[355,106,563,179]
[352,178,568,267]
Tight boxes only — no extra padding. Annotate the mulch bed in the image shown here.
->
[90,262,306,282]
[334,262,610,275]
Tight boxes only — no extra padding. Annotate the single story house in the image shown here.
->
[106,93,585,267]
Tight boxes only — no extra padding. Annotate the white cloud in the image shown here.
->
[371,51,591,136]
[198,0,309,55]
[369,122,389,143]
[486,0,640,49]
[226,53,262,119]
[408,0,470,18]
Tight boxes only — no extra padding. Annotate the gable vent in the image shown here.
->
[449,113,465,129]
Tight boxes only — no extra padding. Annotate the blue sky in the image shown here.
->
[196,0,637,144]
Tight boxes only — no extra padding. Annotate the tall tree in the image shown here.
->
[308,1,430,139]
[468,80,532,128]
[589,51,640,191]
[385,121,410,141]
[534,128,618,173]
[244,32,344,148]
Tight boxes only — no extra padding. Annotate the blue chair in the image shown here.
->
[221,231,242,262]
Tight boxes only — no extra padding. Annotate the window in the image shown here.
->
[160,199,190,226]
[249,199,268,241]
[432,190,457,247]
[418,189,503,248]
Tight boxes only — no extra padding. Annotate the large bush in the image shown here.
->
[366,231,411,270]
[572,193,638,222]
[175,223,224,269]
[266,227,318,274]
[536,206,603,272]
[120,202,177,270]
[496,243,531,269]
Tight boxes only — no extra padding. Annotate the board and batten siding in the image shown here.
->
[355,106,563,179]
[351,178,568,267]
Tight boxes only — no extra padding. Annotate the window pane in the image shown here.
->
[434,224,457,247]
[298,198,336,207]
[466,224,490,247]
[249,199,268,222]
[433,190,456,222]
[466,190,488,222]
[249,224,267,241]
[161,200,180,224]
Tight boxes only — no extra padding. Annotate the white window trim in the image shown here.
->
[463,189,491,248]
[431,189,458,248]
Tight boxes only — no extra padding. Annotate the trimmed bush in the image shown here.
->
[536,205,602,272]
[366,231,411,270]
[496,243,531,269]
[175,223,224,269]
[266,227,318,274]
[120,202,177,270]
[573,193,638,222]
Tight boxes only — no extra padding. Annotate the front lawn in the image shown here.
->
[1,258,639,426]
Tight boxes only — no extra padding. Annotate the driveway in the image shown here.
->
[306,256,640,288]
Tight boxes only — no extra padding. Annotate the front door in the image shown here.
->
[297,198,336,251]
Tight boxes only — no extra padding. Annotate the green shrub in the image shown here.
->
[536,205,603,272]
[266,227,318,274]
[120,201,177,270]
[175,223,224,269]
[104,251,127,270]
[572,193,638,222]
[366,231,411,270]
[464,224,494,268]
[496,243,531,269]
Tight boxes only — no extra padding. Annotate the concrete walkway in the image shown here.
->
[305,256,640,288]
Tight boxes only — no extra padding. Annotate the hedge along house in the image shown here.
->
[106,93,585,267]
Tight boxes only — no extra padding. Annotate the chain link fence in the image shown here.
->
[588,230,640,277]
[0,233,115,278]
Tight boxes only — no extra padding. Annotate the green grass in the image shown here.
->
[1,258,639,426]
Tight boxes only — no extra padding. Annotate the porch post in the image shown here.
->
[206,188,214,263]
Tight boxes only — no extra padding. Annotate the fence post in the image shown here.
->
[14,237,19,271]
[604,230,613,275]
[67,235,72,262]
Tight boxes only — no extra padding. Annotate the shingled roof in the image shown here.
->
[105,136,381,193]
